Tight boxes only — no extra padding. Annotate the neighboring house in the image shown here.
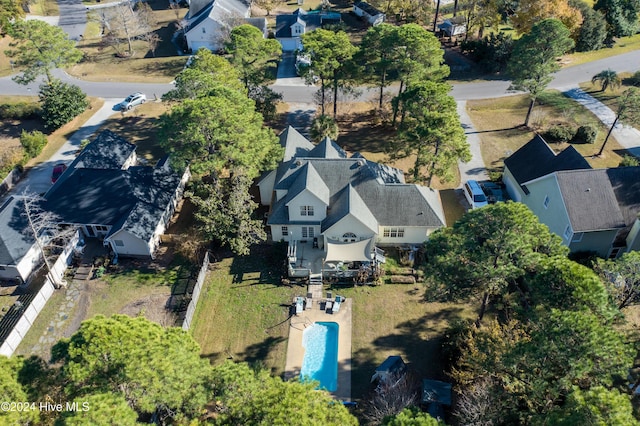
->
[275,8,340,51]
[43,132,190,258]
[503,135,640,258]
[438,19,466,37]
[0,196,41,284]
[353,1,385,26]
[422,379,452,421]
[258,126,446,250]
[183,0,267,52]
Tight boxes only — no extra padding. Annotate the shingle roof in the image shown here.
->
[606,167,640,241]
[308,136,347,159]
[556,169,625,232]
[70,130,136,170]
[322,183,378,233]
[0,197,36,266]
[279,126,315,162]
[268,158,444,229]
[504,135,591,185]
[285,162,330,205]
[275,10,321,38]
[43,164,182,243]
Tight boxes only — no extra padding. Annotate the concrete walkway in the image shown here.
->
[563,87,640,158]
[457,100,489,185]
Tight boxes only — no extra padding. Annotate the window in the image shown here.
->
[563,225,572,240]
[300,205,314,216]
[543,195,550,209]
[383,227,405,238]
[281,226,289,236]
[114,240,124,247]
[0,266,5,270]
[342,232,357,242]
[95,225,108,232]
[302,227,314,238]
[609,247,623,259]
[572,232,583,243]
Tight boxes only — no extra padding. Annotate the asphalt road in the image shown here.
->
[3,48,640,103]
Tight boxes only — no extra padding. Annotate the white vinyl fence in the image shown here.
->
[0,231,80,356]
[181,251,210,331]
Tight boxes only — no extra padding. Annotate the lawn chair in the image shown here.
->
[295,296,304,315]
[333,295,342,314]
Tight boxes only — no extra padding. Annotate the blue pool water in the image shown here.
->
[300,321,339,391]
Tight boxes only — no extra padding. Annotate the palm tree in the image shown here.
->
[591,69,621,92]
[310,115,339,142]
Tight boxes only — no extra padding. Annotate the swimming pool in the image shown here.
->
[300,321,339,391]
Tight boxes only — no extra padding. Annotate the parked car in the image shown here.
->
[463,180,488,209]
[118,92,146,110]
[51,163,67,184]
[480,182,505,204]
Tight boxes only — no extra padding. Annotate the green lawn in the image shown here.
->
[467,91,630,177]
[189,244,474,400]
[334,283,474,399]
[190,244,302,376]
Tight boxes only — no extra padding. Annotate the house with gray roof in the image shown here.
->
[503,135,640,258]
[182,0,267,52]
[274,8,340,51]
[258,126,446,255]
[0,197,41,283]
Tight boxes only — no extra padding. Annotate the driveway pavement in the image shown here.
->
[8,99,121,197]
[457,101,489,184]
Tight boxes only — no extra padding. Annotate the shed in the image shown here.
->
[438,20,466,37]
[422,379,452,420]
[371,355,407,383]
[353,1,385,26]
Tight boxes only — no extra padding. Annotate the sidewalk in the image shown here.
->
[563,87,640,158]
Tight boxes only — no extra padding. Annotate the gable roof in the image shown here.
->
[185,0,251,36]
[43,162,183,244]
[322,183,378,233]
[285,162,330,205]
[279,126,315,162]
[555,169,625,232]
[70,130,136,170]
[0,197,36,267]
[504,135,591,186]
[308,136,347,159]
[268,158,444,229]
[275,9,322,38]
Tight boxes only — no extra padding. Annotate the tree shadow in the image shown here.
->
[241,336,287,368]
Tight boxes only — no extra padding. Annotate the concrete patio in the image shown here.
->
[284,295,352,401]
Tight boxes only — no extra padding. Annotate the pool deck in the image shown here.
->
[284,297,352,401]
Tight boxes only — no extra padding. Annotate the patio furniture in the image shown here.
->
[306,297,312,310]
[332,296,342,314]
[325,300,334,313]
[295,296,304,315]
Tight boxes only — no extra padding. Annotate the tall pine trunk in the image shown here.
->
[392,80,405,126]
[475,292,490,328]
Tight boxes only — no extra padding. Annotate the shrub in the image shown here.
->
[627,70,640,87]
[573,124,598,144]
[544,125,575,143]
[39,79,89,130]
[20,130,47,159]
[0,102,40,120]
[0,146,25,176]
[619,154,639,167]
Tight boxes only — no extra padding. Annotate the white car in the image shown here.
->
[118,92,146,110]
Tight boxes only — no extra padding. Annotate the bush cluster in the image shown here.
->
[0,102,40,120]
[544,125,575,143]
[573,124,598,144]
[20,129,48,159]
